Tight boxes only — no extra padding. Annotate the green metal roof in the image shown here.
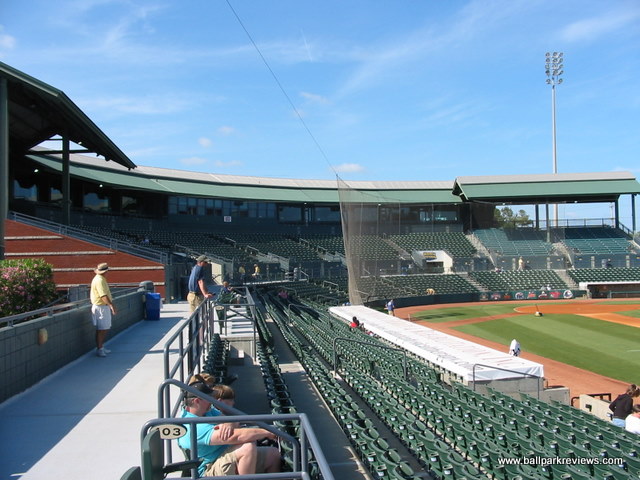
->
[28,153,461,204]
[453,172,640,203]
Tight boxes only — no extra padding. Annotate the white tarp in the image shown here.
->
[329,305,544,382]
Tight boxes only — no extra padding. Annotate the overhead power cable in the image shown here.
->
[225,0,336,175]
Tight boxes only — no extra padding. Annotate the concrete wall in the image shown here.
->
[0,291,144,403]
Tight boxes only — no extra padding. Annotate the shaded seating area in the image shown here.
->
[388,232,477,258]
[388,273,480,295]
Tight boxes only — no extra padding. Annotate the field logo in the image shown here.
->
[491,292,503,301]
[479,293,489,301]
[514,291,525,300]
[563,289,574,299]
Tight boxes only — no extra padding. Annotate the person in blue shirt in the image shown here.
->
[385,299,395,316]
[178,380,281,476]
[187,255,215,312]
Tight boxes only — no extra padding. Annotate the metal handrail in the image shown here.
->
[8,210,168,264]
[0,286,140,327]
[332,336,408,380]
[471,363,542,398]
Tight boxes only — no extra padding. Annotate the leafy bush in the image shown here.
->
[0,258,57,317]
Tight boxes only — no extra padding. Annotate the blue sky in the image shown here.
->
[1,1,639,224]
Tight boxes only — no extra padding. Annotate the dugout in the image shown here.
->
[579,281,640,299]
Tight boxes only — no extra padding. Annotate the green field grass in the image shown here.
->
[410,304,526,323]
[451,312,640,384]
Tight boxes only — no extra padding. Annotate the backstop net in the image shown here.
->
[337,176,408,306]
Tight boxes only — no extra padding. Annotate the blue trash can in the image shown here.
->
[145,292,161,320]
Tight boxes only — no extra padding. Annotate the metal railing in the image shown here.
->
[157,291,335,480]
[8,211,168,264]
[471,363,542,398]
[0,286,140,328]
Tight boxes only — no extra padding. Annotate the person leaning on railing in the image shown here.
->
[187,255,215,313]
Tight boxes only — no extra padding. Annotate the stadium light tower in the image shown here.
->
[546,51,563,226]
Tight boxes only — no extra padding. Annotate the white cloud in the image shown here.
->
[334,163,365,173]
[198,137,213,147]
[300,91,330,105]
[180,156,208,166]
[560,9,640,43]
[217,126,237,136]
[0,27,16,51]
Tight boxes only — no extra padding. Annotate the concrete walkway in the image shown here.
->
[0,303,190,480]
[0,301,370,480]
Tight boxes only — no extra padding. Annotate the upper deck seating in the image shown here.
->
[475,228,553,256]
[388,232,476,257]
[555,227,634,255]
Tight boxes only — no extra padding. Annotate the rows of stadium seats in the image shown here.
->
[224,233,321,261]
[389,273,479,295]
[474,228,554,256]
[300,234,346,256]
[262,293,425,479]
[556,227,634,255]
[469,269,569,291]
[348,235,400,260]
[389,232,477,258]
[568,267,640,284]
[264,290,640,479]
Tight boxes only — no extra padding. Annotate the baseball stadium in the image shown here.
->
[3,61,640,480]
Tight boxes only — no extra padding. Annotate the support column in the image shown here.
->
[62,134,71,226]
[614,199,619,230]
[545,204,550,243]
[632,194,636,234]
[0,77,8,260]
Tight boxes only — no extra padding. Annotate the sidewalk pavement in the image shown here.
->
[0,303,191,480]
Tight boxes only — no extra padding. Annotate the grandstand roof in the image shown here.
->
[0,61,135,170]
[27,151,461,204]
[452,172,640,204]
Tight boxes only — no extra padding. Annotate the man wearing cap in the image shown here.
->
[90,263,116,357]
[179,381,281,476]
[187,255,215,312]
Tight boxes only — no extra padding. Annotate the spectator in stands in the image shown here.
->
[219,281,240,304]
[90,262,116,358]
[350,316,360,328]
[385,299,395,316]
[509,339,521,356]
[277,288,288,300]
[238,265,246,284]
[252,264,261,281]
[518,257,524,271]
[625,405,640,434]
[178,381,281,476]
[606,258,613,269]
[187,256,215,313]
[609,384,640,428]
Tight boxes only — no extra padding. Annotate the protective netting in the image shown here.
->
[337,176,407,305]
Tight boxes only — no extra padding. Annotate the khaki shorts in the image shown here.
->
[204,445,269,476]
[187,292,203,312]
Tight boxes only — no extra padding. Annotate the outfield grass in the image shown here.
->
[453,313,640,385]
[410,304,525,323]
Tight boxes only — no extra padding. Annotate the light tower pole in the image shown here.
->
[546,52,563,227]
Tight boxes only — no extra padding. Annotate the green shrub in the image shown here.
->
[0,258,57,317]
